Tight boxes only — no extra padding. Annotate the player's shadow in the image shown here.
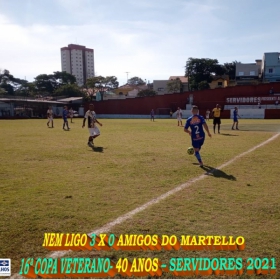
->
[200,165,236,181]
[92,146,104,153]
[220,133,238,136]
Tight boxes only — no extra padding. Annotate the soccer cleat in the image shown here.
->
[232,128,234,130]
[236,128,239,130]
[88,141,94,148]
[199,161,203,167]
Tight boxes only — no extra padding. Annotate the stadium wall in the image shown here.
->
[265,109,280,119]
[85,82,280,119]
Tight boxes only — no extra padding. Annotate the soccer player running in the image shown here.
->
[184,105,211,166]
[82,103,103,148]
[232,107,241,130]
[211,104,222,134]
[62,106,70,130]
[47,106,54,128]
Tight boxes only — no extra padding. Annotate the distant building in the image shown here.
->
[153,76,189,94]
[262,52,280,82]
[169,76,189,92]
[209,75,229,89]
[61,44,95,86]
[153,80,169,94]
[235,60,262,85]
[114,84,147,96]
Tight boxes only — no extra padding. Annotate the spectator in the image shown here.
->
[269,87,274,95]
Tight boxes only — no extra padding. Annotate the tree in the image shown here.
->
[34,74,57,95]
[127,76,146,85]
[223,61,239,80]
[53,71,76,86]
[0,69,27,95]
[185,58,226,91]
[167,78,182,93]
[54,84,84,97]
[34,71,77,96]
[0,83,14,95]
[86,76,119,101]
[197,81,210,90]
[0,87,6,95]
[25,82,37,97]
[137,89,157,97]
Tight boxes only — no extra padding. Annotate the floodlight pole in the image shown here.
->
[125,72,130,84]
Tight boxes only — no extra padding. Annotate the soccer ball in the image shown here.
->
[187,147,194,155]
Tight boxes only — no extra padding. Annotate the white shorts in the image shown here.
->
[48,117,53,121]
[88,127,100,137]
[177,117,182,121]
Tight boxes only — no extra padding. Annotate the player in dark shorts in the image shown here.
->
[232,107,241,130]
[212,104,222,134]
[184,106,212,166]
[62,106,70,130]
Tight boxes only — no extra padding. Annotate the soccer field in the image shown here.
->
[0,118,280,278]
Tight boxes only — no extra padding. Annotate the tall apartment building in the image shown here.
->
[60,44,95,86]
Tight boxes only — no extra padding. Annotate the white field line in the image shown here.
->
[11,133,280,278]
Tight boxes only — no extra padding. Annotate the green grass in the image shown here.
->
[0,118,279,278]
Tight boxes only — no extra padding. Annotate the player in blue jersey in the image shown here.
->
[150,109,155,121]
[232,107,241,130]
[62,106,70,130]
[184,105,211,166]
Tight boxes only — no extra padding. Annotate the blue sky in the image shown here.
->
[1,0,280,85]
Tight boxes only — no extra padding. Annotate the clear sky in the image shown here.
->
[1,0,280,86]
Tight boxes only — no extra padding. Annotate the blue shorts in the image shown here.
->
[63,118,68,122]
[192,138,205,149]
[233,117,238,122]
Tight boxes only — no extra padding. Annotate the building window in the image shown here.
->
[157,88,164,91]
[268,68,273,73]
[239,72,244,76]
[250,71,255,76]
[218,82,222,86]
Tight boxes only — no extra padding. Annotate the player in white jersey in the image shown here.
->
[205,109,210,121]
[69,107,74,123]
[82,104,103,148]
[47,106,54,128]
[176,107,183,126]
